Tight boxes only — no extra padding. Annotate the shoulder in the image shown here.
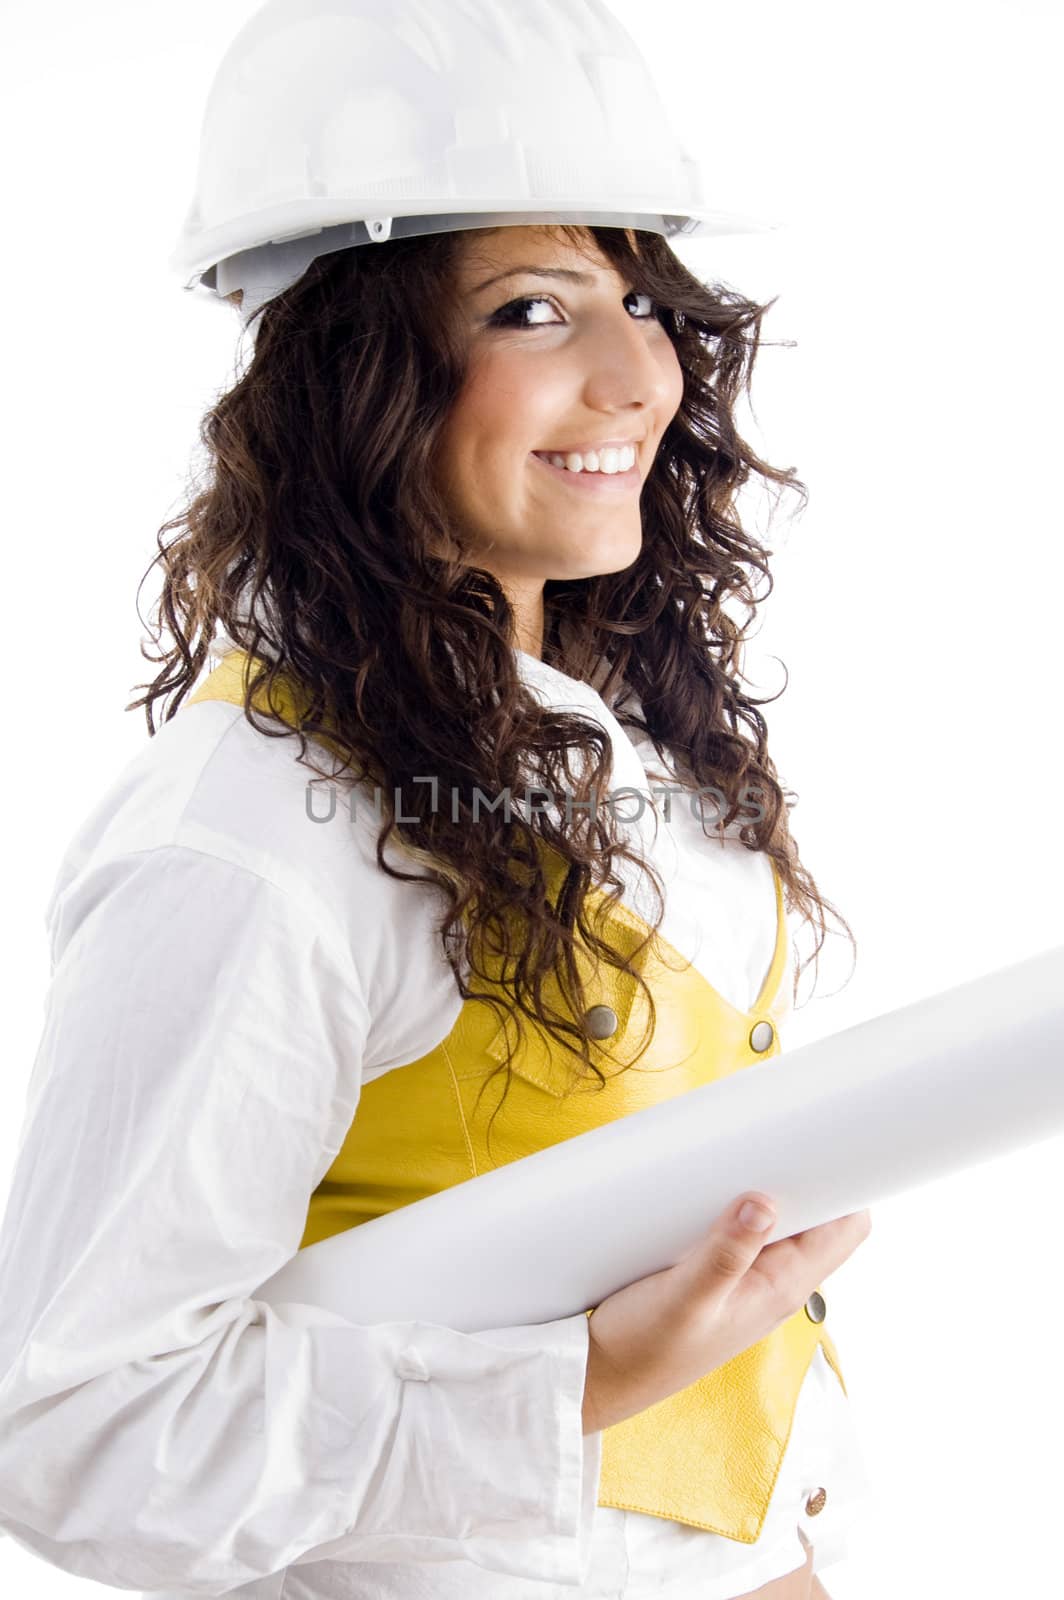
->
[48,699,464,1076]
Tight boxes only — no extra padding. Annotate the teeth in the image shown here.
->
[538,444,636,475]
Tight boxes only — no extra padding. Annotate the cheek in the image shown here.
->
[433,396,486,496]
[470,348,558,439]
[440,385,519,487]
[660,341,685,411]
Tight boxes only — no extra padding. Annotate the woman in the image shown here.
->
[0,5,872,1599]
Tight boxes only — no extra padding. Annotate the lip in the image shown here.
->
[530,451,641,494]
[536,438,642,457]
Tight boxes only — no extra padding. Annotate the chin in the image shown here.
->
[561,533,643,580]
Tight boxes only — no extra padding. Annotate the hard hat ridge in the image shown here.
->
[169,0,781,329]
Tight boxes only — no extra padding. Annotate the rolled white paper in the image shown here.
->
[255,944,1064,1333]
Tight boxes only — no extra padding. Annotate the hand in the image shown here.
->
[582,1193,871,1433]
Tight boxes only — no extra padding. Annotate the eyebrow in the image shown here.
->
[470,266,598,296]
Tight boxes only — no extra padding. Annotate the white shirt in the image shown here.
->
[0,644,870,1599]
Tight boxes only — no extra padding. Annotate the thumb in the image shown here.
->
[686,1193,777,1286]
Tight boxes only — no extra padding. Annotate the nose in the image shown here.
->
[577,304,674,420]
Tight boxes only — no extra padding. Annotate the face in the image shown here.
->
[432,225,684,648]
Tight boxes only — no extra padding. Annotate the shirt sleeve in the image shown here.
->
[0,843,602,1595]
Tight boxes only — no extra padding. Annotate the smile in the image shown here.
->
[529,452,641,494]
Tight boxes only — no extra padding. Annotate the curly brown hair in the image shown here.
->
[130,222,855,1146]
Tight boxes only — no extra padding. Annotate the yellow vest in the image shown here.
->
[187,649,847,1544]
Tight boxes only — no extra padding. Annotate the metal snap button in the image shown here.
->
[583,1003,619,1040]
[805,1290,826,1324]
[804,1487,828,1517]
[749,1019,774,1052]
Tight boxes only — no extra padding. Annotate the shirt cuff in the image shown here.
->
[287,1309,602,1587]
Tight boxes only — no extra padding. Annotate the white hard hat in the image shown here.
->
[169,0,781,328]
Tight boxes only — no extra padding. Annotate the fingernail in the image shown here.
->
[739,1200,775,1231]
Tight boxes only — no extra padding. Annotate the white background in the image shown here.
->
[1,0,1061,1595]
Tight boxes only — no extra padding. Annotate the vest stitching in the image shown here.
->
[598,1332,824,1536]
[440,1037,480,1179]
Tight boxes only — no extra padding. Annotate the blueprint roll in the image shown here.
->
[255,944,1064,1334]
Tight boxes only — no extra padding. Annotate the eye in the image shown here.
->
[486,289,662,329]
